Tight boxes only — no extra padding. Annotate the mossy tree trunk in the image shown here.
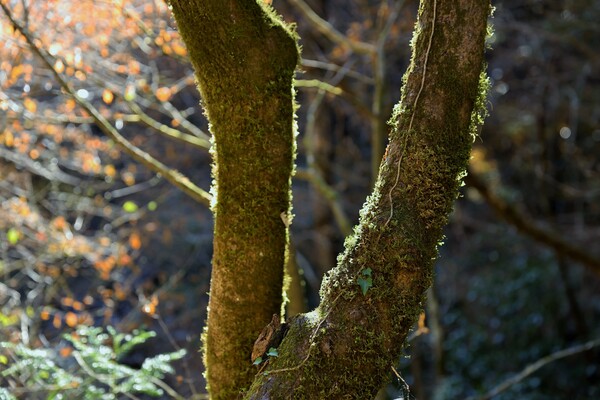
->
[170,0,489,398]
[167,1,299,399]
[245,0,490,398]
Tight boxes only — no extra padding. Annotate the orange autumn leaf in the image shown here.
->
[4,130,14,147]
[23,97,37,113]
[122,171,136,186]
[417,312,429,334]
[64,98,76,112]
[53,314,62,329]
[61,297,74,307]
[129,231,142,250]
[52,216,67,230]
[142,295,158,316]
[114,283,127,301]
[155,86,172,102]
[94,256,116,280]
[172,43,187,57]
[65,311,78,327]
[102,89,114,104]
[104,164,116,177]
[54,59,65,73]
[59,347,73,358]
[118,252,132,266]
[40,309,51,320]
[128,60,140,75]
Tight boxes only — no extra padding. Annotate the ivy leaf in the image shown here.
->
[252,356,263,365]
[361,268,372,276]
[358,276,372,296]
[266,347,279,357]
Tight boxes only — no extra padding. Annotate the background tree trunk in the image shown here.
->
[167,1,299,398]
[246,0,490,397]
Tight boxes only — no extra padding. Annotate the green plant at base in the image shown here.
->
[0,326,186,399]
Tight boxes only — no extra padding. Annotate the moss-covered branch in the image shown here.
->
[167,1,299,398]
[246,0,491,397]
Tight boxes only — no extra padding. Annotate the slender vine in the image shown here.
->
[385,0,437,228]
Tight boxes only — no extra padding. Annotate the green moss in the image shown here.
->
[169,0,301,398]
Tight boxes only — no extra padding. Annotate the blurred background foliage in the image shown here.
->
[0,0,599,398]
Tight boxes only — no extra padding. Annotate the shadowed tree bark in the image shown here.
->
[169,0,490,398]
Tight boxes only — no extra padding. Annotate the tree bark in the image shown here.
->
[167,1,299,398]
[246,0,490,398]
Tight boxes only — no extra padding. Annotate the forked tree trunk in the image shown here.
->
[170,0,490,398]
[168,1,299,398]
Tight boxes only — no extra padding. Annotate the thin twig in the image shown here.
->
[157,316,199,397]
[288,0,376,56]
[465,169,600,276]
[371,1,403,184]
[295,169,352,237]
[300,58,374,84]
[295,79,343,95]
[470,338,600,400]
[127,101,210,149]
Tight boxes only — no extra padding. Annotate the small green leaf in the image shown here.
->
[361,268,372,276]
[358,276,372,296]
[7,228,20,245]
[266,347,278,357]
[122,201,138,213]
[147,201,157,211]
[124,85,136,101]
[253,356,263,365]
[0,355,7,365]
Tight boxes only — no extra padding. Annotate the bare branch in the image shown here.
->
[300,58,374,84]
[470,338,600,400]
[465,169,600,277]
[295,168,352,237]
[288,0,376,56]
[0,147,82,186]
[126,101,210,149]
[294,79,342,95]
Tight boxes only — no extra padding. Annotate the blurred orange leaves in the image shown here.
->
[142,295,159,317]
[155,86,172,102]
[0,0,192,345]
[102,89,114,104]
[129,231,142,250]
